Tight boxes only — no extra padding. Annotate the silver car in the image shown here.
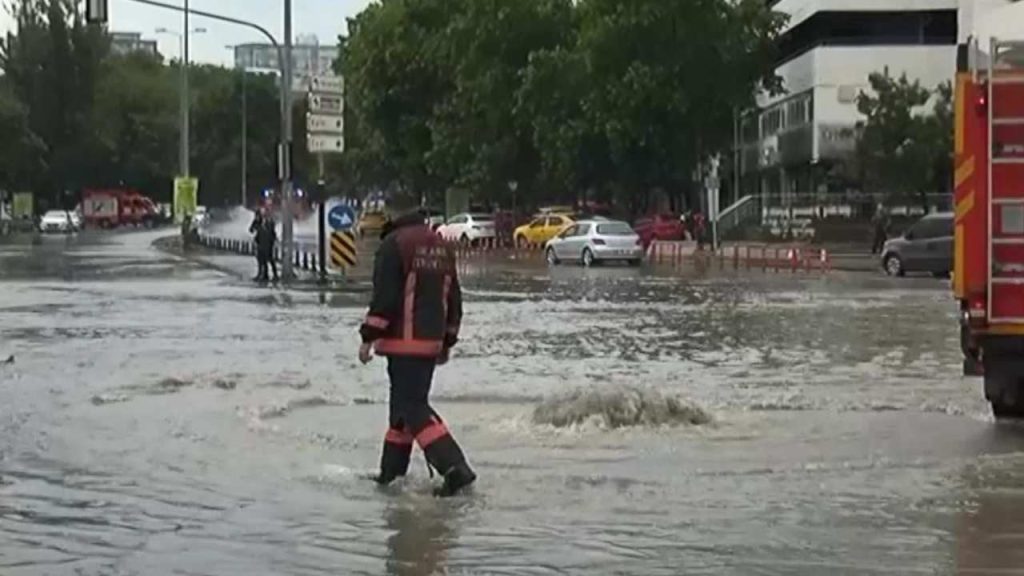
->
[881,212,953,277]
[545,220,644,266]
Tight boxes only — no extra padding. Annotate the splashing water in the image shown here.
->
[532,385,712,429]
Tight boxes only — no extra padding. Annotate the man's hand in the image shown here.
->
[437,347,451,366]
[359,343,374,365]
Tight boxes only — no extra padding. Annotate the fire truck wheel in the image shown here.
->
[884,254,904,277]
[987,373,1024,419]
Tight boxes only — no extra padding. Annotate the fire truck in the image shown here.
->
[955,37,1024,417]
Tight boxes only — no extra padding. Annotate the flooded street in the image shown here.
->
[3,231,1024,575]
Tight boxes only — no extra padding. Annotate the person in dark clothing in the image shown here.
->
[249,211,264,280]
[253,213,278,281]
[359,209,476,497]
[871,204,890,255]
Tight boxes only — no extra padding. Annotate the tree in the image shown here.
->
[340,0,784,214]
[856,70,953,211]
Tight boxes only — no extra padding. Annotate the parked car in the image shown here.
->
[40,210,75,234]
[545,220,644,266]
[881,212,954,277]
[634,213,685,247]
[514,213,574,247]
[437,213,497,244]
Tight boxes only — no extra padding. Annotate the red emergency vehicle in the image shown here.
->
[955,38,1024,417]
[81,188,161,228]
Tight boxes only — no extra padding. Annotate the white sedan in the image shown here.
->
[39,210,76,234]
[436,213,496,244]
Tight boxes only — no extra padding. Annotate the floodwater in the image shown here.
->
[3,231,1024,575]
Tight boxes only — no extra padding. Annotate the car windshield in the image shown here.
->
[470,215,494,223]
[596,222,634,236]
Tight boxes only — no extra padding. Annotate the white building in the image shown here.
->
[740,0,1022,206]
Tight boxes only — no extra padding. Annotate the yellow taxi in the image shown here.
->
[357,210,389,238]
[514,212,575,247]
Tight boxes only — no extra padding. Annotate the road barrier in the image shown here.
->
[197,234,323,275]
[196,234,831,277]
[647,241,831,273]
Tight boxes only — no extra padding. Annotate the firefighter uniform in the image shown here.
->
[360,211,476,497]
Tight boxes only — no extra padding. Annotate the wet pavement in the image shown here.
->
[2,230,1024,575]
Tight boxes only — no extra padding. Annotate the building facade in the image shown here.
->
[233,35,339,92]
[740,0,964,207]
[110,31,160,58]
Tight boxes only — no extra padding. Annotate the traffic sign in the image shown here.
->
[309,75,344,95]
[308,135,345,154]
[307,114,344,134]
[308,94,344,115]
[328,204,356,231]
[330,231,358,269]
[87,0,108,24]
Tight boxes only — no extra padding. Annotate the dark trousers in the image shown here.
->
[256,248,278,280]
[871,230,887,254]
[379,355,468,480]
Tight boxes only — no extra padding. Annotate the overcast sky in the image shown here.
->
[1,0,373,66]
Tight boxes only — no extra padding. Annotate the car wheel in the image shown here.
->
[884,254,904,277]
[546,247,560,265]
[582,248,595,267]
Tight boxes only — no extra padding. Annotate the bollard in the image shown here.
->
[294,250,300,268]
[302,252,309,270]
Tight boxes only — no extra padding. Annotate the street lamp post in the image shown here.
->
[156,25,206,179]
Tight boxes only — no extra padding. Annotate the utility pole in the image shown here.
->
[241,69,248,208]
[183,0,190,177]
[281,0,295,279]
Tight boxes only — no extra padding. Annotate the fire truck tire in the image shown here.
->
[986,372,1024,419]
[884,254,904,277]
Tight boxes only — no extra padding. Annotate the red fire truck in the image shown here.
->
[81,188,162,229]
[955,37,1024,417]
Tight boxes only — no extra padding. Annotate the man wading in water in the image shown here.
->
[358,208,477,497]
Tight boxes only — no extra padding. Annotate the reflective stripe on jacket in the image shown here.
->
[360,215,462,357]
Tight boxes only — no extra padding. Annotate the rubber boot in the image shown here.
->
[433,461,477,498]
[373,439,412,486]
[421,435,475,497]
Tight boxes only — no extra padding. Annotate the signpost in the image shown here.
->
[308,75,345,277]
[326,201,358,272]
[86,0,108,24]
[173,177,199,223]
[12,192,33,220]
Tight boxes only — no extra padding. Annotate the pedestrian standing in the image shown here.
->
[871,204,890,255]
[359,208,476,497]
[249,210,265,281]
[261,216,279,282]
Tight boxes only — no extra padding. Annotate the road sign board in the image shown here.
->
[330,231,358,269]
[173,177,199,223]
[308,135,345,154]
[328,205,357,231]
[309,75,344,95]
[308,94,344,115]
[87,0,108,24]
[307,114,344,134]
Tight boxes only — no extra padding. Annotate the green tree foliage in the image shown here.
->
[856,70,953,210]
[0,0,282,209]
[340,0,784,214]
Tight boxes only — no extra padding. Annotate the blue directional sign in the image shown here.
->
[328,204,357,231]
